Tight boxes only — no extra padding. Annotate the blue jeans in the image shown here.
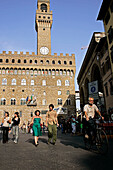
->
[12,126,19,142]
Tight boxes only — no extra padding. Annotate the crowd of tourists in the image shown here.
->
[0,104,59,146]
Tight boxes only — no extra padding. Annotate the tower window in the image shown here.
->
[18,59,21,63]
[48,17,50,19]
[39,16,41,18]
[46,60,49,64]
[6,59,9,63]
[69,61,72,65]
[24,59,27,63]
[43,28,45,31]
[41,4,47,11]
[0,59,3,62]
[43,16,46,19]
[30,60,32,63]
[58,60,61,64]
[64,61,67,65]
[35,60,37,64]
[12,59,15,63]
[40,60,43,64]
[52,60,55,64]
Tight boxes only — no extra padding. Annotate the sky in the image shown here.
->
[0,0,104,108]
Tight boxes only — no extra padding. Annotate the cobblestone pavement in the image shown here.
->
[0,131,113,170]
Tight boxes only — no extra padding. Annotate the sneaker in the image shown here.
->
[14,140,17,144]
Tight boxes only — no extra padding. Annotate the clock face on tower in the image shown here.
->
[40,47,49,55]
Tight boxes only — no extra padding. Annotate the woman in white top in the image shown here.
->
[2,112,11,143]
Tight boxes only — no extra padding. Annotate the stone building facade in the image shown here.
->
[97,0,113,115]
[0,0,76,125]
[77,32,105,112]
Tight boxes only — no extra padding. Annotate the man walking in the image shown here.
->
[46,104,58,145]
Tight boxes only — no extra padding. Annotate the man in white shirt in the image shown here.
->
[84,97,104,138]
[84,97,104,121]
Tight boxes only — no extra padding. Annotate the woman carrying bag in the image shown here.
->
[2,112,11,143]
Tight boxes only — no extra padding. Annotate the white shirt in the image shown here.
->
[84,104,99,118]
[3,117,10,127]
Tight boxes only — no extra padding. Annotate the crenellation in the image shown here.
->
[2,51,6,54]
[26,52,29,55]
[32,52,35,56]
[54,53,57,56]
[20,52,23,55]
[66,53,69,57]
[14,51,18,55]
[8,51,12,55]
[60,53,63,57]
[71,54,75,57]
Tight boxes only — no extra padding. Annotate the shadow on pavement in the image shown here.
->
[25,138,34,145]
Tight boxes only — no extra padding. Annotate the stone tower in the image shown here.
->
[35,0,53,55]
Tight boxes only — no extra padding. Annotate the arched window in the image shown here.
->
[58,60,61,64]
[18,59,21,63]
[1,98,6,105]
[65,80,70,86]
[22,69,25,75]
[64,61,67,65]
[56,69,59,76]
[48,69,51,75]
[46,60,49,64]
[67,99,71,105]
[52,60,55,64]
[12,79,16,85]
[18,68,21,75]
[12,59,15,63]
[42,80,46,86]
[21,79,26,86]
[52,69,55,76]
[20,98,26,105]
[2,68,5,75]
[41,3,47,11]
[67,70,70,76]
[14,69,17,75]
[58,98,62,105]
[58,91,61,95]
[57,79,61,86]
[63,70,66,76]
[60,70,63,75]
[42,99,46,105]
[69,61,72,65]
[71,70,74,76]
[6,59,9,63]
[6,68,9,75]
[29,60,32,63]
[2,78,7,85]
[10,68,13,75]
[66,90,70,95]
[31,80,34,86]
[11,98,16,105]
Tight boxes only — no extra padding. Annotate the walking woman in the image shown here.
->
[2,112,11,143]
[12,112,20,144]
[30,110,42,146]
